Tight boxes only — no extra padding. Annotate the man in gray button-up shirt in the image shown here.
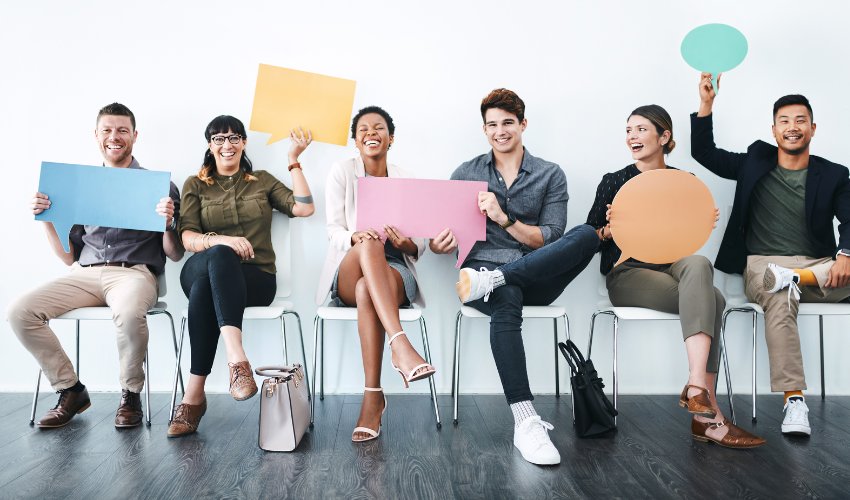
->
[432,89,599,465]
[8,103,184,429]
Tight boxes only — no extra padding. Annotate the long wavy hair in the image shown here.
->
[198,115,257,185]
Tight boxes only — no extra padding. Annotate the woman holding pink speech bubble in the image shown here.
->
[586,104,764,449]
[167,115,316,438]
[317,106,436,443]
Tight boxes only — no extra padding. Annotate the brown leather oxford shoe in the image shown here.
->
[167,398,207,438]
[115,390,144,428]
[36,387,92,428]
[228,361,258,401]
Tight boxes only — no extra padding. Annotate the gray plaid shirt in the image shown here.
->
[450,147,568,266]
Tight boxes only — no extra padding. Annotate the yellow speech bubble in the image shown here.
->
[249,64,357,146]
[610,169,715,267]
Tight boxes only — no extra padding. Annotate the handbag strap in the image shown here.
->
[255,365,302,377]
[563,339,588,367]
[557,342,580,375]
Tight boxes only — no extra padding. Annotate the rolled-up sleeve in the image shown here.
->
[264,172,296,217]
[537,167,569,246]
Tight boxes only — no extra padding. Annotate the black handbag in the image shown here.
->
[558,340,618,437]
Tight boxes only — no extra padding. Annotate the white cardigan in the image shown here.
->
[315,156,427,306]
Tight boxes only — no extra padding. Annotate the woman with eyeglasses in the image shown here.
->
[167,115,315,438]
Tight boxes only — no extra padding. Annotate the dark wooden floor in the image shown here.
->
[0,391,849,500]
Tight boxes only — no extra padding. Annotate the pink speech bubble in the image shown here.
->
[357,178,487,268]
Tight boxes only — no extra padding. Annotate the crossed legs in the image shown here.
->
[336,238,432,441]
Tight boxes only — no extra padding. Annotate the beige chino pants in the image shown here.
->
[6,263,158,392]
[744,255,850,392]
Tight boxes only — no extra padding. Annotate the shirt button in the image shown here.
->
[107,245,111,248]
[499,178,503,181]
[507,198,511,201]
[106,260,110,263]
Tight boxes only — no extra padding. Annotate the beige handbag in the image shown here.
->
[255,365,311,452]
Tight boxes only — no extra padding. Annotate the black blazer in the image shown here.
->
[690,112,850,275]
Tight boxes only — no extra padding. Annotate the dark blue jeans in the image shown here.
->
[180,245,276,376]
[465,224,599,404]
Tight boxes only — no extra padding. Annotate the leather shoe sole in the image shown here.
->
[115,418,143,428]
[36,401,91,428]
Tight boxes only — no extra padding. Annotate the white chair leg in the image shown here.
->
[75,320,80,378]
[310,314,320,426]
[752,311,758,423]
[279,315,289,366]
[613,315,619,426]
[718,316,736,425]
[169,317,187,423]
[161,310,184,395]
[30,370,42,425]
[820,315,825,400]
[144,349,151,426]
[284,311,310,402]
[320,318,325,401]
[553,318,560,397]
[453,311,462,425]
[419,317,441,428]
[563,314,575,421]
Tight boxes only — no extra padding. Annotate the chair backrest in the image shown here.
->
[598,272,608,298]
[270,211,292,298]
[156,272,167,298]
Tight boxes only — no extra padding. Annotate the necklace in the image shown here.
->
[215,176,238,193]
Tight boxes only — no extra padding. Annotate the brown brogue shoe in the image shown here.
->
[115,390,144,428]
[679,384,717,418]
[167,398,207,438]
[36,387,91,428]
[692,417,766,449]
[228,361,258,401]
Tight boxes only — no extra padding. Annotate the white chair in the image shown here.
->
[589,273,736,424]
[170,213,309,422]
[29,272,182,427]
[722,273,850,422]
[311,306,441,428]
[451,304,570,425]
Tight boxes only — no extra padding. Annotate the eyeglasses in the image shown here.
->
[211,134,243,145]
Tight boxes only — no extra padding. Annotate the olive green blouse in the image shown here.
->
[179,170,295,274]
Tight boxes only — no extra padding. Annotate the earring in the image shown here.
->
[388,144,393,151]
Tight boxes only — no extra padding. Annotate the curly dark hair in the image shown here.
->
[350,106,395,139]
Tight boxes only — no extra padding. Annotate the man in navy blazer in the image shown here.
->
[691,72,850,438]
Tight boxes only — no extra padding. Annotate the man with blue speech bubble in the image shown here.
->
[7,103,184,429]
[692,73,850,438]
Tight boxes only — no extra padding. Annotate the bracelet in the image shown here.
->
[204,232,217,249]
[288,162,302,171]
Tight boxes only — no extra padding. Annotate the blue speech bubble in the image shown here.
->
[34,162,171,252]
[681,24,748,93]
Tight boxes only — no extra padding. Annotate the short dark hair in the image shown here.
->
[629,104,675,155]
[773,94,813,122]
[350,106,395,139]
[96,102,136,130]
[480,88,525,123]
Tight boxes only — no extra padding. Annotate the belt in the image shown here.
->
[84,262,132,268]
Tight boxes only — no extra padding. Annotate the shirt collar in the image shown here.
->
[486,146,533,173]
[104,156,142,169]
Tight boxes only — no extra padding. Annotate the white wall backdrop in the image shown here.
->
[2,1,849,397]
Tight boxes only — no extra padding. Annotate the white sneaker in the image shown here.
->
[782,397,811,435]
[763,263,801,310]
[457,267,499,303]
[513,416,561,465]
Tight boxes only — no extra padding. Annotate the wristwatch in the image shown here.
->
[167,216,178,232]
[499,213,517,229]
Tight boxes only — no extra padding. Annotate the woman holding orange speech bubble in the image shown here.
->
[167,115,316,438]
[316,106,436,443]
[586,104,764,449]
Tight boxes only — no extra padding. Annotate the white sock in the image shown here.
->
[510,400,538,427]
[492,269,506,288]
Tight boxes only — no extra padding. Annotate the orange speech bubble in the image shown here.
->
[610,169,715,267]
[249,64,357,146]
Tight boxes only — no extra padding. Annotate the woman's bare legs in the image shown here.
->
[180,325,249,406]
[685,333,729,439]
[337,238,432,440]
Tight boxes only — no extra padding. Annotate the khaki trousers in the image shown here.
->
[744,255,850,392]
[6,263,158,392]
[606,255,726,372]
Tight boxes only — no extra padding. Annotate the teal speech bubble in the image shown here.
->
[681,24,748,93]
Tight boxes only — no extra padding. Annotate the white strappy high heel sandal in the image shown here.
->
[388,331,437,389]
[351,387,387,442]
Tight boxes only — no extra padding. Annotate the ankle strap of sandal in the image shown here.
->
[388,331,406,346]
[364,387,383,392]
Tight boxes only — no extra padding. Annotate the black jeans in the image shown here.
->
[180,245,276,376]
[465,224,599,404]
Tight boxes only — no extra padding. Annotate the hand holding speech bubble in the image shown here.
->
[34,162,171,252]
[681,24,748,93]
[356,178,487,268]
[610,169,715,267]
[249,64,356,147]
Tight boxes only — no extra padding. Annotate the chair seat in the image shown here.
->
[181,300,294,320]
[55,301,169,320]
[459,305,566,319]
[727,296,850,316]
[596,301,680,321]
[316,305,423,322]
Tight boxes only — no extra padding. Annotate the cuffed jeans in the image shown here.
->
[465,224,599,403]
[180,245,276,376]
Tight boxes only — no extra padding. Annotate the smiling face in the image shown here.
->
[96,115,137,165]
[208,129,246,173]
[483,108,526,154]
[626,115,669,162]
[354,113,393,158]
[772,104,815,155]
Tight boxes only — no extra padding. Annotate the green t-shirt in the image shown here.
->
[746,164,818,257]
